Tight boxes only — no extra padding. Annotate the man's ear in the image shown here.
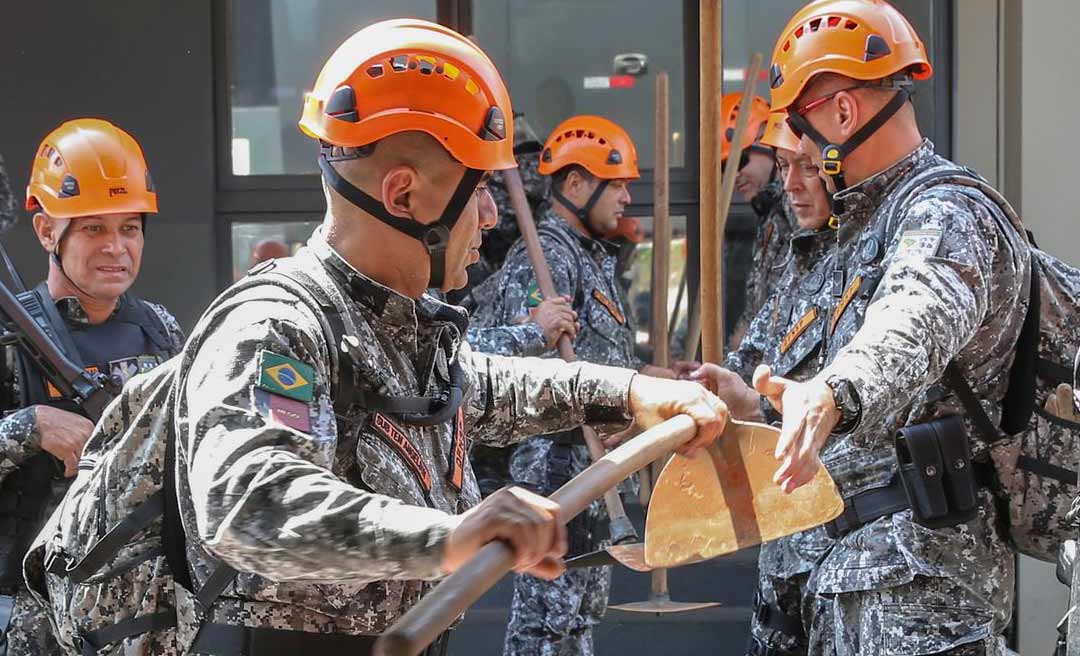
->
[381,165,420,219]
[836,91,860,139]
[31,212,60,251]
[566,169,591,199]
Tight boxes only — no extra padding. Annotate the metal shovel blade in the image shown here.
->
[565,543,652,572]
[644,420,844,568]
[608,596,721,614]
[608,568,720,614]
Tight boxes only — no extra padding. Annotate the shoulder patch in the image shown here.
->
[591,289,626,324]
[895,228,943,259]
[254,388,312,432]
[526,281,543,308]
[257,350,315,402]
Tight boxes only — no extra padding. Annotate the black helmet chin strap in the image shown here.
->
[787,86,911,213]
[318,153,484,289]
[552,179,610,240]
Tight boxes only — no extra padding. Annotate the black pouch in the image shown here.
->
[895,415,979,529]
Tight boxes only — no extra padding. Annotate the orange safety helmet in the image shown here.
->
[761,111,801,152]
[299,18,514,172]
[26,118,157,220]
[768,0,932,112]
[540,116,638,231]
[299,18,516,289]
[719,94,771,163]
[538,115,640,180]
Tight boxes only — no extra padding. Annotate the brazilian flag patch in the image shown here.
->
[257,351,315,402]
[526,281,543,308]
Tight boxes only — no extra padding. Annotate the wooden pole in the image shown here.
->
[698,0,723,363]
[652,70,671,368]
[374,415,699,656]
[648,70,677,606]
[502,169,637,545]
[689,52,763,363]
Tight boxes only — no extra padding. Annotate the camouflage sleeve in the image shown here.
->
[497,235,577,327]
[0,154,14,233]
[460,342,636,447]
[145,302,186,353]
[0,406,41,481]
[179,292,453,584]
[819,190,1027,440]
[723,291,774,382]
[1074,348,1079,413]
[466,322,547,357]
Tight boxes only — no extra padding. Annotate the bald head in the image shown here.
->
[798,72,912,118]
[318,129,493,299]
[328,132,458,202]
[792,72,922,188]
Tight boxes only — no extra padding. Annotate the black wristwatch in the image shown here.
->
[825,375,861,434]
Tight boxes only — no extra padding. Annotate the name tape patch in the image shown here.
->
[780,308,818,354]
[371,413,432,493]
[592,289,625,324]
[830,275,863,335]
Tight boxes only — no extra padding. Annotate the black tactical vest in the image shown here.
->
[0,283,176,588]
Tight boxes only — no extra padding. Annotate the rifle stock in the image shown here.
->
[0,281,113,421]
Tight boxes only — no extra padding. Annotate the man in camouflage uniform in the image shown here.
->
[456,113,573,497]
[463,276,578,496]
[454,112,550,301]
[723,93,797,348]
[0,120,184,655]
[172,21,726,655]
[744,1,1030,653]
[694,111,837,656]
[485,115,673,656]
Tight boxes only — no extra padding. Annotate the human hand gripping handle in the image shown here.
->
[35,405,94,477]
[374,381,728,655]
[752,365,841,493]
[529,295,578,349]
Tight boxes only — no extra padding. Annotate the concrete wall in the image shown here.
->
[1019,0,1080,260]
[0,1,218,330]
[955,2,1080,653]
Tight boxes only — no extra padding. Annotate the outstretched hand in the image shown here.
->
[753,365,840,493]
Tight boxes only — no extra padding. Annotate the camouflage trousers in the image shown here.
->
[503,565,611,656]
[748,572,810,656]
[4,588,62,656]
[805,574,1009,655]
[504,436,611,656]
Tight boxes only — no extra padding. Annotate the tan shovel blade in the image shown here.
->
[644,420,844,568]
[565,543,652,572]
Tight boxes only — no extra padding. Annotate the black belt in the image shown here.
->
[824,463,994,540]
[190,624,451,656]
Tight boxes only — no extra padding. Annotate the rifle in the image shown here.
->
[0,278,114,422]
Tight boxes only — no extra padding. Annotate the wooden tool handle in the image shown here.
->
[503,168,634,531]
[373,414,698,656]
[698,0,723,364]
[652,70,672,370]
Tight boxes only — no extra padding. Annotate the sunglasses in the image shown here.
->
[785,85,864,138]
